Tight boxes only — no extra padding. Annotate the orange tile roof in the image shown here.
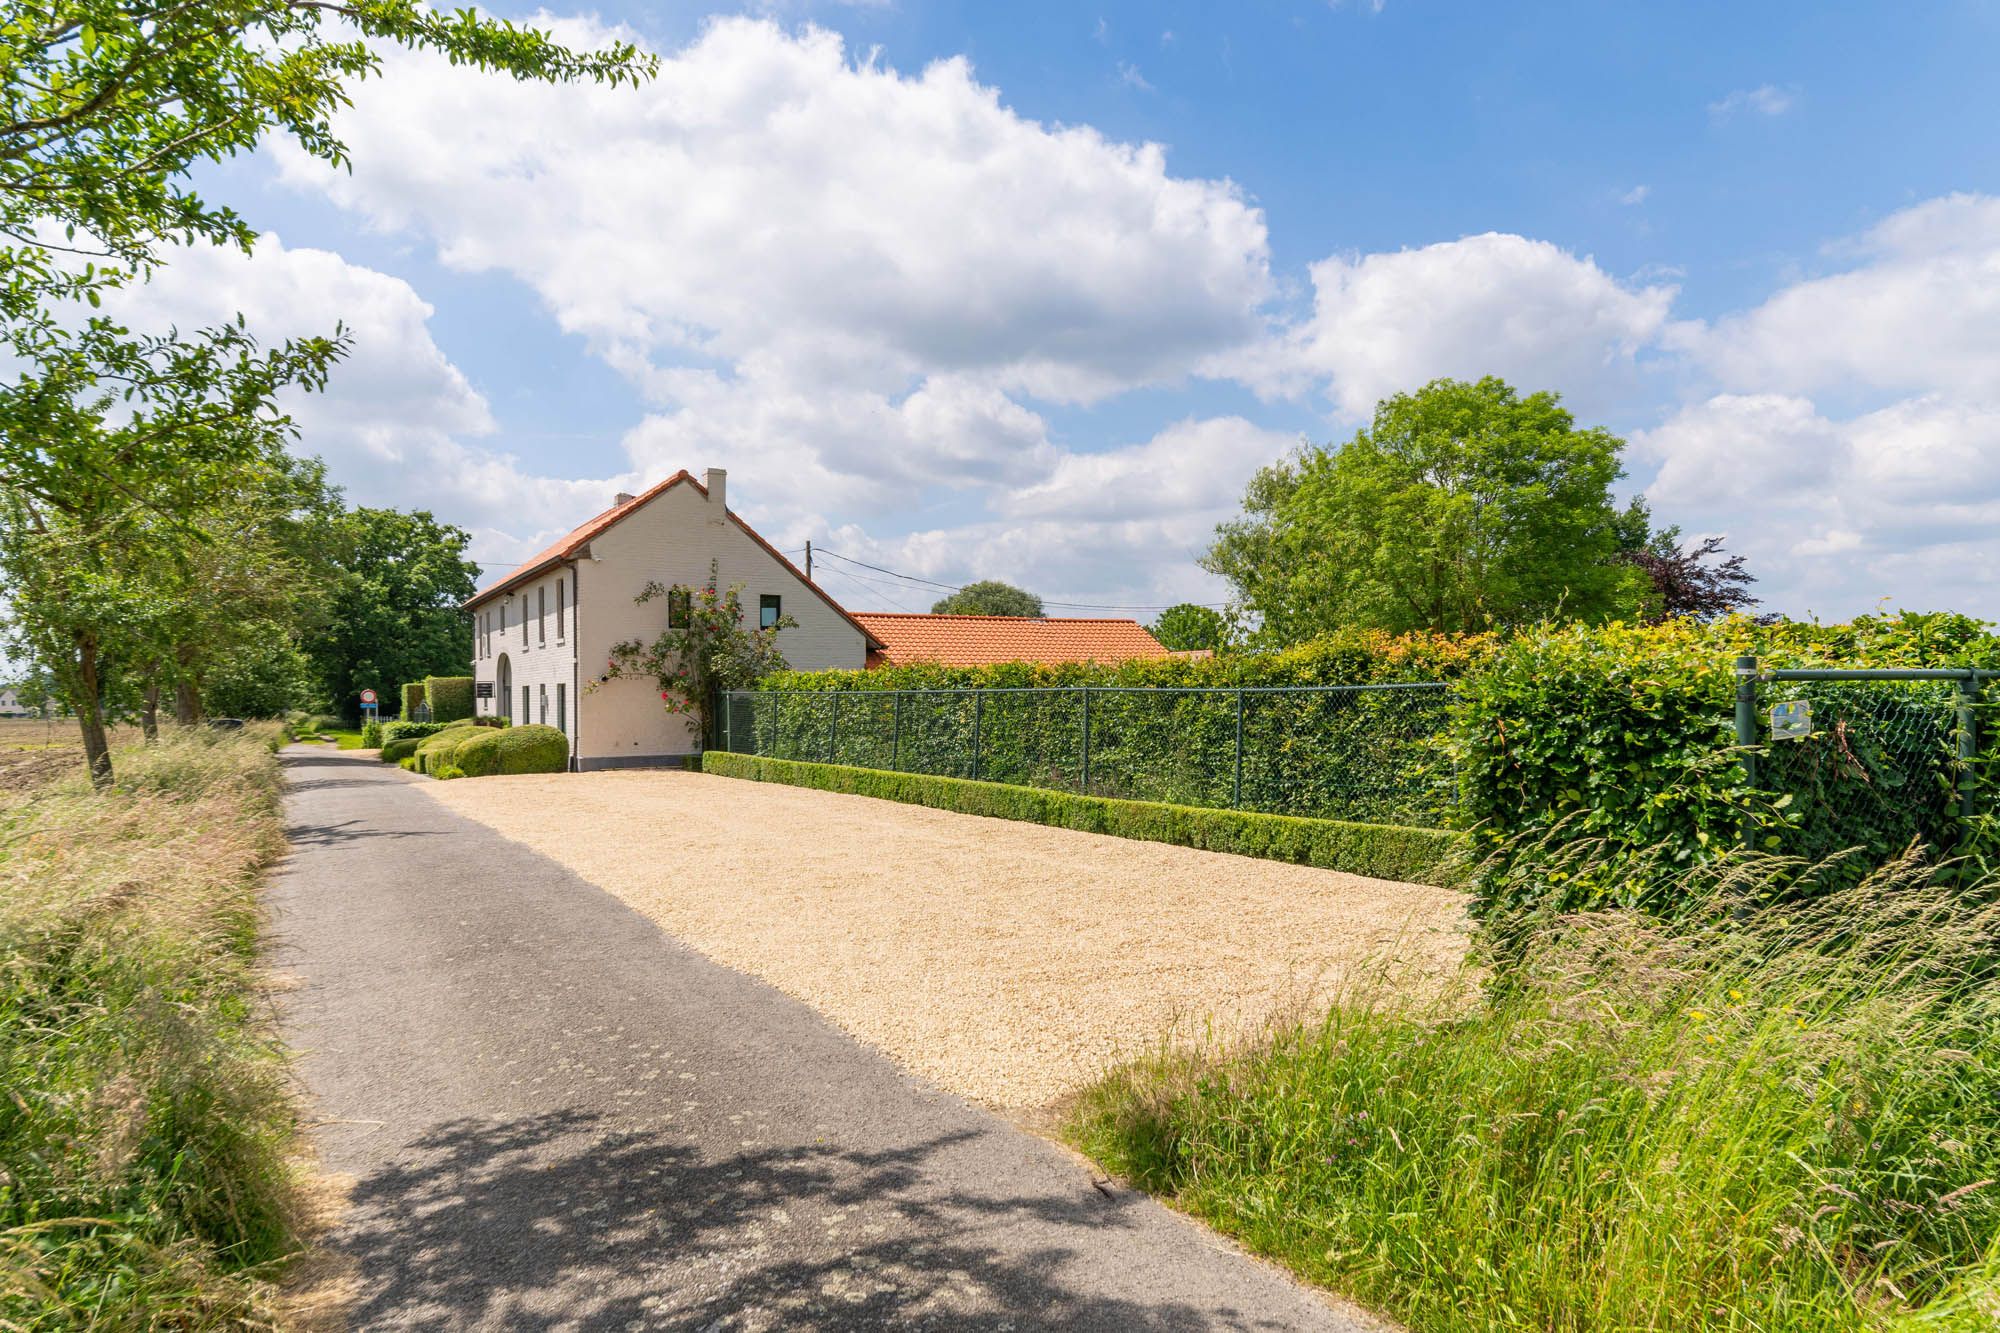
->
[853,613,1169,668]
[465,471,882,649]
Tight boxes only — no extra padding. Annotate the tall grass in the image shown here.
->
[1068,849,2000,1331]
[0,724,304,1327]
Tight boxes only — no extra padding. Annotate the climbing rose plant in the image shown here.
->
[593,561,795,747]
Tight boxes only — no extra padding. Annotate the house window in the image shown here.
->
[759,594,782,630]
[556,580,566,641]
[556,683,566,734]
[667,588,692,628]
[522,685,530,722]
[520,597,528,646]
[538,587,546,644]
[538,683,547,724]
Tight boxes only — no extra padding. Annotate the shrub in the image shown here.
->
[702,752,1466,886]
[1067,847,2000,1333]
[411,725,480,774]
[359,719,384,748]
[400,682,426,721]
[745,629,1492,828]
[425,676,475,724]
[447,724,569,778]
[1452,612,2000,916]
[382,720,454,744]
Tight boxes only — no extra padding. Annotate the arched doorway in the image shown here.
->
[496,654,512,719]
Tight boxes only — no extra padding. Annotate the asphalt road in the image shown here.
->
[269,747,1378,1331]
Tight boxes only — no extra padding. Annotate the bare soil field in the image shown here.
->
[417,766,1469,1110]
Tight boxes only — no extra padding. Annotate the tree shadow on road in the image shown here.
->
[285,819,444,847]
[328,1108,1298,1331]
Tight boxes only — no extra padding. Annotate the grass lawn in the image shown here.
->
[1067,853,2000,1332]
[293,727,368,750]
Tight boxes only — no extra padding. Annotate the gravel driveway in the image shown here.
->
[420,769,1467,1109]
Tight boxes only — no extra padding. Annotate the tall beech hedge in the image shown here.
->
[747,629,1493,828]
[425,675,475,724]
[742,613,1997,914]
[1454,612,1999,915]
[400,681,426,721]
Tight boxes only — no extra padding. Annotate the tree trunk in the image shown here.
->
[74,632,113,790]
[174,644,202,725]
[141,669,161,743]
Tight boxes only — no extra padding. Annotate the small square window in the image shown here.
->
[667,588,692,628]
[760,594,781,630]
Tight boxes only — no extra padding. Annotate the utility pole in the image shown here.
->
[805,540,813,581]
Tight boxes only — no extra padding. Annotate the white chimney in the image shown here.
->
[705,467,727,523]
[613,491,636,507]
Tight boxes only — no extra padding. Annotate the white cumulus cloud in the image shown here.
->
[1260,232,1676,419]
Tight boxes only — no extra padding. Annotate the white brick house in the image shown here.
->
[464,468,879,771]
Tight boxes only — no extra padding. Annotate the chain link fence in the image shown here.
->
[1737,663,1994,868]
[720,683,1457,827]
[718,664,1995,856]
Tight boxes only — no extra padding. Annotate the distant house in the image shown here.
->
[854,614,1170,669]
[465,469,883,770]
[0,689,35,718]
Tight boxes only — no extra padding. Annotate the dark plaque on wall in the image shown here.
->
[475,681,494,699]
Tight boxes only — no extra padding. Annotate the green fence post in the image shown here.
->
[723,692,732,753]
[891,691,902,772]
[1080,686,1091,795]
[1233,687,1244,808]
[1734,654,1760,849]
[828,691,840,764]
[972,689,983,782]
[1958,672,1979,822]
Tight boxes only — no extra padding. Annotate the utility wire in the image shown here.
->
[811,546,1232,613]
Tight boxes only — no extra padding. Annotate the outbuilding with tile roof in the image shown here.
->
[854,613,1170,668]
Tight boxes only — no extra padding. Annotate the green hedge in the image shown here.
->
[702,752,1466,887]
[742,629,1493,829]
[360,719,384,748]
[411,725,479,773]
[448,725,569,778]
[426,676,475,724]
[400,682,426,721]
[1453,612,2000,917]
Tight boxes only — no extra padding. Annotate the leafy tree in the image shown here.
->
[1150,603,1229,652]
[0,2,651,780]
[1206,377,1647,641]
[931,580,1044,617]
[296,507,480,719]
[1626,535,1759,623]
[599,562,796,748]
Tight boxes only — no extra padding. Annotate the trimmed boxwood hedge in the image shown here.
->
[405,725,479,771]
[702,752,1466,887]
[447,725,569,778]
[400,682,426,721]
[426,676,475,724]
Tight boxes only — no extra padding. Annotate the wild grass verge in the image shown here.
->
[1067,848,2000,1332]
[0,724,305,1327]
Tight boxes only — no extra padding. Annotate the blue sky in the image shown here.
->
[152,1,2000,619]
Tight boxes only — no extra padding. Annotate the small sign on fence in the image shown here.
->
[1769,699,1812,741]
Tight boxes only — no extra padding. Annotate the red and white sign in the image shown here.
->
[359,689,378,705]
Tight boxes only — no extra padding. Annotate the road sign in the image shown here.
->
[359,688,378,705]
